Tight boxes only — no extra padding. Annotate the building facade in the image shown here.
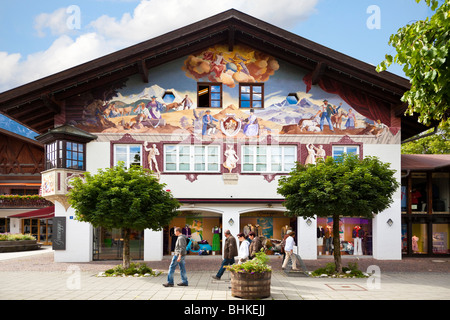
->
[0,10,437,262]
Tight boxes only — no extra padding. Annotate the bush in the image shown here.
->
[0,233,36,241]
[101,262,161,277]
[311,262,368,278]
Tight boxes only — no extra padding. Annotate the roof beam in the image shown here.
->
[137,59,149,83]
[311,62,327,85]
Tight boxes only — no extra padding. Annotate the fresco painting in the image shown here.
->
[71,44,394,141]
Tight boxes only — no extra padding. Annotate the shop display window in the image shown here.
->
[411,223,428,254]
[432,223,449,254]
[316,217,372,256]
[411,172,427,213]
[93,227,144,260]
[431,172,449,214]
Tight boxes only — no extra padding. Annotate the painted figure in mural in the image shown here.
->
[202,110,219,136]
[315,99,335,132]
[180,94,193,110]
[305,144,316,165]
[242,108,259,136]
[146,96,164,119]
[314,144,326,162]
[345,108,357,129]
[144,141,160,173]
[369,120,388,138]
[223,145,239,173]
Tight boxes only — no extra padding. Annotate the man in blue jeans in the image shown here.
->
[163,227,188,287]
[212,230,238,280]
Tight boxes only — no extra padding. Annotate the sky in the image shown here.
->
[0,0,435,137]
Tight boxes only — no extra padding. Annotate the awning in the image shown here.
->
[7,206,55,219]
[402,154,450,171]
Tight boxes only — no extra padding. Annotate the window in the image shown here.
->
[241,145,296,173]
[240,84,263,108]
[332,145,359,159]
[197,83,222,108]
[114,144,142,168]
[45,140,85,170]
[164,144,220,172]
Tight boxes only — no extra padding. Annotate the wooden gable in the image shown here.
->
[0,9,430,140]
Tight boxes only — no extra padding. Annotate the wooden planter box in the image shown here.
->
[0,240,42,253]
[230,270,271,299]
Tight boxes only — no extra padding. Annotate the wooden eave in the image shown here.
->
[0,9,420,137]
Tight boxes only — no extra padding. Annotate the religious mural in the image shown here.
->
[70,44,396,141]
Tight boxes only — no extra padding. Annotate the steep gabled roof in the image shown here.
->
[0,9,428,138]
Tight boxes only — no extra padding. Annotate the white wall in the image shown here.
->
[364,144,402,260]
[53,201,92,263]
[297,216,318,260]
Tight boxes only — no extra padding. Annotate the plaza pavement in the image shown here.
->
[0,246,449,302]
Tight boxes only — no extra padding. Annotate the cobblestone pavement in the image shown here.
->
[1,247,449,302]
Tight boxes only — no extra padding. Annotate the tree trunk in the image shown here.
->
[122,228,131,269]
[332,214,342,273]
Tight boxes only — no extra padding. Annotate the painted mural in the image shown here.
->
[71,44,396,141]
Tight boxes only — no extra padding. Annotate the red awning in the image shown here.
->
[8,206,55,219]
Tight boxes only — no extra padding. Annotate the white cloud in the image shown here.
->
[34,7,72,37]
[0,0,318,92]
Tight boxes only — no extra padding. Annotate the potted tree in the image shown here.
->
[225,250,272,299]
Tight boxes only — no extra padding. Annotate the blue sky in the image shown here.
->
[0,0,435,136]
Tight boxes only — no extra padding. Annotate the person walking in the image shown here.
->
[281,229,292,264]
[212,230,238,280]
[281,231,299,271]
[236,233,250,264]
[248,231,263,259]
[163,227,188,287]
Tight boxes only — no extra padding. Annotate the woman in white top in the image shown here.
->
[237,233,250,264]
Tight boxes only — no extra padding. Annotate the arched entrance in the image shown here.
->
[239,208,295,256]
[164,208,223,256]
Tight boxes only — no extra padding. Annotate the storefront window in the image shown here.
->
[411,172,427,213]
[401,222,408,254]
[432,223,449,254]
[411,223,428,254]
[0,218,9,233]
[317,217,372,256]
[93,227,144,260]
[431,172,449,214]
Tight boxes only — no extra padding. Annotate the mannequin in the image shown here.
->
[212,226,221,253]
[182,224,192,238]
[325,225,333,255]
[412,235,419,253]
[317,226,325,255]
[352,225,364,255]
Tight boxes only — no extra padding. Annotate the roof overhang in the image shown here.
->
[401,154,450,171]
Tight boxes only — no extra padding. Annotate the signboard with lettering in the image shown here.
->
[52,217,66,250]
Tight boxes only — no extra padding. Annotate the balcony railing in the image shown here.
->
[0,195,53,208]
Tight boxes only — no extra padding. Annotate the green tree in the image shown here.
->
[277,155,399,273]
[402,126,450,153]
[377,0,450,129]
[68,163,180,268]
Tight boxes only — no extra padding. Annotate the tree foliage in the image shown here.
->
[277,155,399,272]
[377,0,450,129]
[401,126,450,153]
[68,162,180,267]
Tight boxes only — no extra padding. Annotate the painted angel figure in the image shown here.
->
[223,145,239,173]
